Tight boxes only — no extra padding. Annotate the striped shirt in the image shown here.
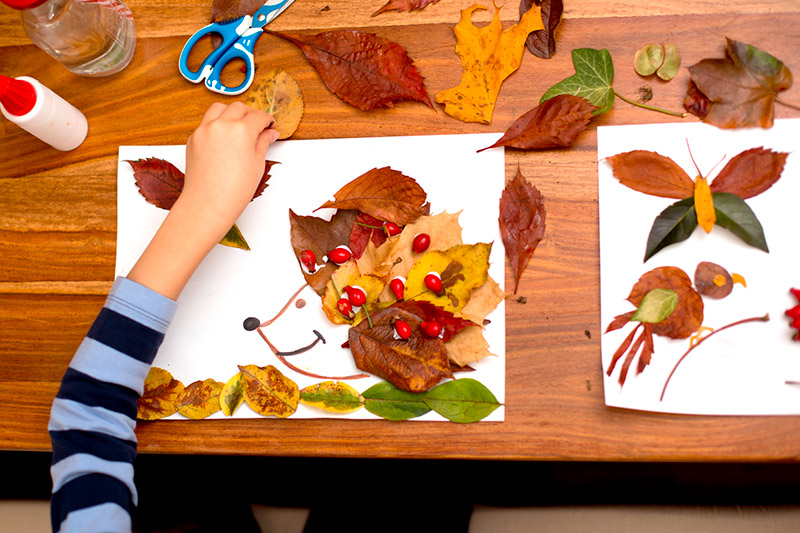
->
[49,277,177,533]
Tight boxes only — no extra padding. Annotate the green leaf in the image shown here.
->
[362,381,431,421]
[712,192,769,252]
[422,378,501,423]
[644,197,698,262]
[631,288,678,323]
[220,223,250,250]
[299,381,364,413]
[540,48,615,115]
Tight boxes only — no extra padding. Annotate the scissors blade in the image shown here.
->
[252,0,295,28]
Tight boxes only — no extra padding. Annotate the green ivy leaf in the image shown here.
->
[644,197,698,262]
[540,48,615,115]
[220,223,251,250]
[712,192,769,252]
[631,288,678,323]
[362,381,430,421]
[422,378,501,423]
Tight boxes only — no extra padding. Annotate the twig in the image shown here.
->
[614,90,687,118]
[776,96,800,111]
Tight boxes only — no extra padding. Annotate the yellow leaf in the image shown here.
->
[238,364,299,418]
[456,277,507,325]
[405,243,492,313]
[446,325,496,367]
[219,372,245,416]
[245,68,304,139]
[137,367,184,421]
[176,378,224,420]
[219,223,250,250]
[435,4,544,124]
[322,260,385,326]
[299,381,364,413]
[694,176,716,233]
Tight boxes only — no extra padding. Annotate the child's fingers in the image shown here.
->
[200,102,228,124]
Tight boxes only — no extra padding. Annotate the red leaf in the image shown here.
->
[519,0,563,59]
[392,300,473,343]
[683,79,710,119]
[605,311,635,333]
[499,168,546,293]
[373,0,441,16]
[479,94,594,152]
[350,213,388,260]
[266,29,432,110]
[253,161,278,200]
[709,147,788,199]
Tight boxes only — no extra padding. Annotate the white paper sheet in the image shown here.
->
[598,119,800,415]
[117,133,505,421]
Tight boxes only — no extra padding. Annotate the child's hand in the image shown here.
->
[180,102,279,239]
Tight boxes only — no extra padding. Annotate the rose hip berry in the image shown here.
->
[389,276,405,300]
[412,233,431,253]
[299,249,317,273]
[344,285,367,307]
[394,319,412,340]
[384,222,402,237]
[337,298,354,319]
[328,246,352,265]
[420,320,443,338]
[424,272,443,295]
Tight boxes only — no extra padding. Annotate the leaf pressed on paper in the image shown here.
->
[239,364,299,418]
[435,4,544,124]
[540,48,615,115]
[519,0,563,59]
[644,197,698,262]
[266,29,432,111]
[176,379,224,419]
[220,223,250,250]
[317,167,428,226]
[479,95,595,152]
[137,367,185,421]
[350,212,389,260]
[606,150,694,199]
[630,288,678,324]
[321,261,385,325]
[393,299,474,342]
[685,38,793,128]
[373,0,440,16]
[290,209,358,294]
[245,68,304,139]
[220,372,245,416]
[299,381,364,413]
[362,381,431,420]
[712,192,768,253]
[709,147,788,199]
[349,306,453,392]
[693,176,716,233]
[626,266,704,340]
[422,378,501,423]
[446,325,495,367]
[499,169,546,293]
[694,261,734,299]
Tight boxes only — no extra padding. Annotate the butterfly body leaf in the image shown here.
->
[693,176,716,233]
[712,192,768,252]
[644,197,698,262]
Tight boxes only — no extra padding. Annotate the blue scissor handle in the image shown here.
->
[204,28,263,95]
[178,15,252,85]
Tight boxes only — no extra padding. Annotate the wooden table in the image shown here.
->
[2,0,800,461]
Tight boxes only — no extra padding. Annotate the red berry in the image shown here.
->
[299,249,317,273]
[389,277,405,300]
[328,246,352,265]
[344,285,367,307]
[424,272,443,295]
[412,233,431,253]
[420,320,442,338]
[394,319,412,340]
[384,222,402,236]
[337,298,353,318]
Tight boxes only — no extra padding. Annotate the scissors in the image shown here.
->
[178,0,295,96]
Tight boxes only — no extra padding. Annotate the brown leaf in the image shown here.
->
[479,94,594,152]
[317,167,428,225]
[349,306,453,392]
[683,79,710,119]
[499,168,546,293]
[373,0,441,16]
[137,367,185,421]
[694,261,733,299]
[211,0,264,23]
[627,266,703,339]
[686,38,793,128]
[709,147,788,199]
[606,150,694,199]
[519,0,563,59]
[289,209,358,295]
[176,379,224,420]
[446,325,495,367]
[266,29,432,110]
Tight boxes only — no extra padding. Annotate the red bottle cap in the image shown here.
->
[0,0,48,9]
[0,75,37,116]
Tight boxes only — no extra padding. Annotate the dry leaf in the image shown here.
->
[350,212,388,260]
[219,372,245,416]
[266,29,432,110]
[321,260,385,326]
[373,0,441,15]
[519,0,563,59]
[239,364,299,418]
[499,169,546,293]
[446,325,495,367]
[479,95,595,152]
[290,209,358,295]
[299,381,364,413]
[694,261,734,299]
[176,379,224,419]
[435,4,544,124]
[137,367,184,420]
[606,150,694,199]
[709,147,788,199]
[456,277,506,325]
[245,68,304,139]
[626,266,703,339]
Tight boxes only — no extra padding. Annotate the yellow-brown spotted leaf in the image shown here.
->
[220,372,245,416]
[299,381,364,413]
[176,378,224,420]
[245,68,304,140]
[137,367,184,420]
[239,364,299,418]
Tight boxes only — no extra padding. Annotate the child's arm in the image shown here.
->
[49,102,278,533]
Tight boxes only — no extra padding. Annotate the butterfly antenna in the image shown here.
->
[685,138,703,177]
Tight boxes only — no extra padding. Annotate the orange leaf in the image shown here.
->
[137,367,184,421]
[606,150,695,199]
[435,4,544,124]
[710,147,789,199]
[626,266,704,340]
[693,175,716,233]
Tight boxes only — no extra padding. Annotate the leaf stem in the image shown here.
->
[614,90,687,118]
[776,96,800,111]
[356,222,383,230]
[659,314,769,401]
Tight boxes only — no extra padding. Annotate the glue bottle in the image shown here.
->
[1,0,136,77]
[0,74,88,151]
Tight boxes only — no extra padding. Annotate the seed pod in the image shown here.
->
[412,233,431,254]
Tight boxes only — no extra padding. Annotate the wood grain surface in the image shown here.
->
[2,0,800,459]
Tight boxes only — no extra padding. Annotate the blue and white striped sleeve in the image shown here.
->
[49,277,177,533]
